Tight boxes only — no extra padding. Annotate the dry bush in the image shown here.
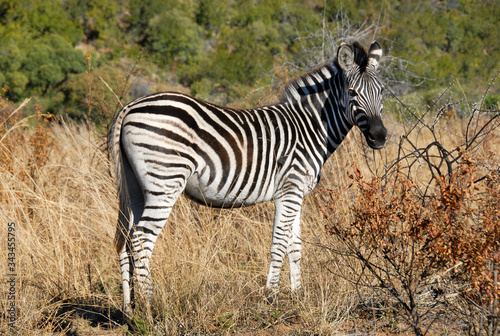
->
[320,73,500,335]
[322,157,500,335]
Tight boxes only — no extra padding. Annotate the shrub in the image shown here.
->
[321,79,500,335]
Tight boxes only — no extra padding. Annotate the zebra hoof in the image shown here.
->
[291,287,303,301]
[265,289,278,304]
[122,303,133,318]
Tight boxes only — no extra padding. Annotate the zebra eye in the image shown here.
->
[348,89,358,97]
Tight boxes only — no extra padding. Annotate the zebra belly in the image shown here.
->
[184,173,274,208]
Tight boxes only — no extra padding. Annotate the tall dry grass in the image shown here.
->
[0,112,121,335]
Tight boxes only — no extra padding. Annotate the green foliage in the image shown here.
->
[63,0,122,42]
[484,94,500,109]
[0,33,85,101]
[6,72,29,99]
[129,315,152,335]
[382,0,499,87]
[0,0,86,103]
[0,0,84,43]
[196,0,233,32]
[147,8,203,65]
[183,0,318,100]
[0,0,498,118]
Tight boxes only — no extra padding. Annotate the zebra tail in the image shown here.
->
[108,108,131,255]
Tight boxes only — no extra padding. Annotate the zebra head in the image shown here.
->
[337,41,387,149]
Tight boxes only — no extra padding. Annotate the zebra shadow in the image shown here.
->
[36,295,126,335]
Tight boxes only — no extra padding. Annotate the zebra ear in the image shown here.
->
[337,43,354,71]
[368,41,383,70]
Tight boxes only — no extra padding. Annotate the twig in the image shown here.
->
[0,98,32,143]
[100,76,123,109]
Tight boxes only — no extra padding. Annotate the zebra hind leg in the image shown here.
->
[116,174,142,316]
[130,181,188,312]
[119,242,134,316]
[116,147,147,316]
[130,225,156,312]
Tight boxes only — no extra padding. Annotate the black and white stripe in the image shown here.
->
[109,41,387,314]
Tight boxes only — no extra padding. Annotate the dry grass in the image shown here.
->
[1,92,499,335]
[0,116,121,335]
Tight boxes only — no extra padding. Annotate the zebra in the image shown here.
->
[108,41,387,315]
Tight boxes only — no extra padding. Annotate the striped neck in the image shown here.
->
[281,64,352,158]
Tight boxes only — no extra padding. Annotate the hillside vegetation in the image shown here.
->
[0,0,499,120]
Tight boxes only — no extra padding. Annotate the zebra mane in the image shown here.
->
[282,42,368,104]
[281,64,334,104]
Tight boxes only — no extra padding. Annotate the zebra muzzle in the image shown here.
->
[364,116,387,149]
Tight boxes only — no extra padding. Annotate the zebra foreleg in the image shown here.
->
[265,197,303,302]
[287,209,302,296]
